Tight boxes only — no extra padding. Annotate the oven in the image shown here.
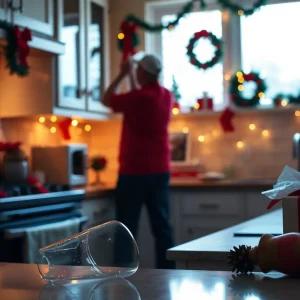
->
[0,183,87,263]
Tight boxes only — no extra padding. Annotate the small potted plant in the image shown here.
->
[0,142,28,184]
[90,155,107,185]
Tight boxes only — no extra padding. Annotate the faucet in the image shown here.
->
[293,133,300,171]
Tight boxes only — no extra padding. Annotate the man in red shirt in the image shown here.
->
[102,54,174,269]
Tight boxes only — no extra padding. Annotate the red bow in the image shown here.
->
[13,26,32,67]
[120,21,138,63]
[27,176,49,194]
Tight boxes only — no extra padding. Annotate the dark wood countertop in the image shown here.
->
[0,263,298,299]
[79,178,275,198]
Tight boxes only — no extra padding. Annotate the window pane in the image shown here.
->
[241,2,300,105]
[161,10,223,109]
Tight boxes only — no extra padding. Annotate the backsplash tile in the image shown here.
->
[0,110,297,184]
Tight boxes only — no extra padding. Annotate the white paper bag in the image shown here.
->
[262,166,300,233]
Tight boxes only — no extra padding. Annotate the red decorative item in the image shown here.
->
[0,190,8,198]
[0,141,21,152]
[197,93,213,110]
[26,176,49,194]
[229,233,300,276]
[13,26,32,67]
[58,117,72,140]
[173,102,180,110]
[120,21,138,64]
[219,107,235,133]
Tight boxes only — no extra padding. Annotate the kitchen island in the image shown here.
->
[0,263,298,299]
[167,209,283,271]
[80,179,277,269]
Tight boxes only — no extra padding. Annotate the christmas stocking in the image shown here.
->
[220,107,235,133]
[58,117,72,140]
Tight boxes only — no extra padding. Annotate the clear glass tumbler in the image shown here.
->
[39,278,141,300]
[36,220,139,282]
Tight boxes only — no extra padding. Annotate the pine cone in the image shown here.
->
[228,245,254,274]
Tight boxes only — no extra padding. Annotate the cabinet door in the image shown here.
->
[0,1,8,20]
[85,0,109,113]
[13,0,54,36]
[57,0,86,110]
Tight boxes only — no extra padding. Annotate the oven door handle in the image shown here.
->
[4,216,88,239]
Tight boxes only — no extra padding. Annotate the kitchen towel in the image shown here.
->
[22,218,82,264]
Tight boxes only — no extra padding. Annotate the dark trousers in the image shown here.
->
[115,173,175,269]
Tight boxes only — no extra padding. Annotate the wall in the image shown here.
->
[0,109,297,184]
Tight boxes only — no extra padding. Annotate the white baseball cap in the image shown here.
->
[131,53,162,76]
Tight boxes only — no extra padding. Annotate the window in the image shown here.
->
[147,0,299,110]
[241,1,300,105]
[161,10,223,110]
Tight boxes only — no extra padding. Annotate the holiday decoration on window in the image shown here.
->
[0,21,32,76]
[229,71,267,107]
[273,93,300,107]
[217,0,267,16]
[186,30,223,70]
[118,21,139,64]
[196,92,213,110]
[219,107,235,133]
[171,75,181,110]
[228,233,300,277]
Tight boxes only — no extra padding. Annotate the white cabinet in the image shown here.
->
[0,1,8,20]
[57,0,109,115]
[177,190,246,244]
[13,0,54,36]
[245,191,281,219]
[81,197,115,229]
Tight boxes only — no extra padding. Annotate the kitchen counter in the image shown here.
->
[167,209,283,271]
[82,178,275,198]
[0,263,298,299]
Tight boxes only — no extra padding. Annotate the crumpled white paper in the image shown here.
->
[262,165,300,199]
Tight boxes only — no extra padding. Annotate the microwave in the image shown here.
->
[31,144,88,186]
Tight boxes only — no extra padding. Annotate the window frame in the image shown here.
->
[145,0,299,110]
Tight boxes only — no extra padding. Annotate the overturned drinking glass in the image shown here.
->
[36,220,139,282]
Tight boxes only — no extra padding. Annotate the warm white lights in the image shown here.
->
[50,127,56,133]
[236,141,244,149]
[249,124,256,131]
[39,116,45,123]
[182,127,189,134]
[198,135,205,143]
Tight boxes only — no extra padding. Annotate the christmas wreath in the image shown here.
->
[186,30,223,70]
[217,0,267,16]
[229,71,267,107]
[0,20,32,76]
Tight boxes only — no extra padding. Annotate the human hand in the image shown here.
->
[120,59,132,76]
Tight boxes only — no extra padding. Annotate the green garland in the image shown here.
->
[217,0,267,16]
[187,30,223,70]
[125,0,206,32]
[229,71,267,107]
[0,20,29,76]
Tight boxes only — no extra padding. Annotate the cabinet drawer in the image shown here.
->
[181,217,241,243]
[181,193,242,216]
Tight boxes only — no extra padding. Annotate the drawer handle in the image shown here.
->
[199,203,219,210]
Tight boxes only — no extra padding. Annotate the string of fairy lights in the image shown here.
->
[38,116,92,135]
[179,120,274,150]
